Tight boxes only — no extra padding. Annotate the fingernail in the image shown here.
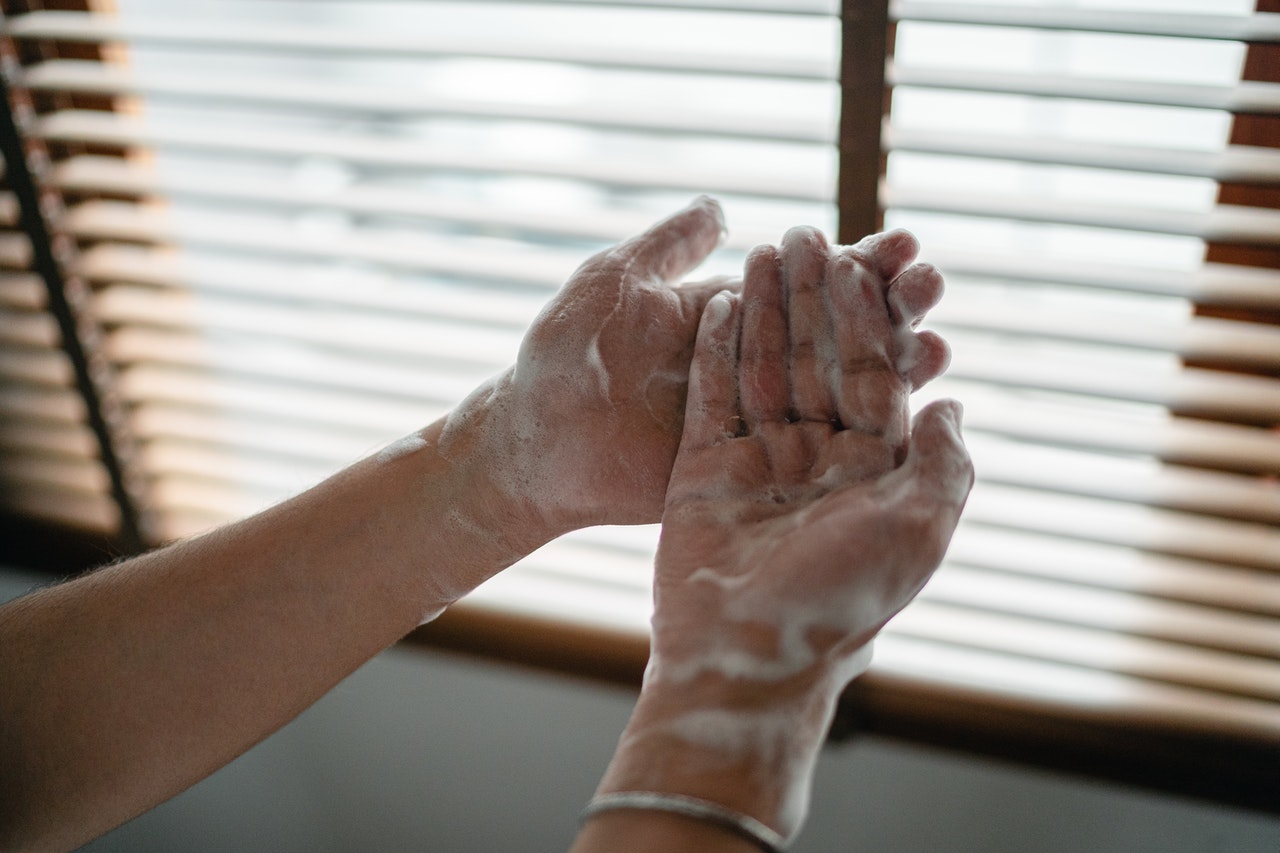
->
[705,290,734,324]
[947,399,965,428]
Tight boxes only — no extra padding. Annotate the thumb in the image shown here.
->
[622,195,727,284]
[896,399,974,531]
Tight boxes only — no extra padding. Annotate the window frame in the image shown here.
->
[1,0,1277,816]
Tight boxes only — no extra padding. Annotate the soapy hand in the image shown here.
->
[651,226,967,682]
[440,196,735,539]
[595,226,972,842]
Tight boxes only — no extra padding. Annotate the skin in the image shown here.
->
[0,200,970,853]
[0,198,730,853]
[573,227,972,851]
[437,194,737,537]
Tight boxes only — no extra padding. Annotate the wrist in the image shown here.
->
[435,369,577,542]
[369,413,562,624]
[598,660,851,842]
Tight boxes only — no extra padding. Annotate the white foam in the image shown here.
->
[375,431,429,464]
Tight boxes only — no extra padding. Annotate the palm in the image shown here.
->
[650,226,968,682]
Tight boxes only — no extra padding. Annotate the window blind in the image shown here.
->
[864,0,1280,809]
[1,0,1277,812]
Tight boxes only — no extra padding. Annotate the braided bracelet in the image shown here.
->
[580,791,787,852]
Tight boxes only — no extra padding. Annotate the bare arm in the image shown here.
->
[0,197,730,853]
[572,227,972,852]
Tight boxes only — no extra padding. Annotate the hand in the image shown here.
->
[439,196,734,542]
[591,226,972,843]
[652,226,968,685]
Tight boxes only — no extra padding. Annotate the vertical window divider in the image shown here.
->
[838,0,890,244]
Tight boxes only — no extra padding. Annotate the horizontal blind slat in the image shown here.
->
[948,339,1280,425]
[50,156,780,252]
[923,248,1280,311]
[888,63,1280,114]
[885,126,1280,184]
[891,2,1280,43]
[95,285,521,370]
[76,244,550,328]
[942,381,1280,476]
[4,11,834,80]
[0,310,60,349]
[892,600,1280,702]
[871,633,1280,742]
[883,184,1280,245]
[930,298,1280,371]
[19,60,834,145]
[35,111,832,203]
[0,418,100,459]
[0,453,110,494]
[0,273,47,310]
[0,232,33,269]
[945,526,1280,618]
[0,385,87,423]
[964,484,1280,573]
[107,328,485,405]
[922,565,1280,659]
[0,486,119,534]
[117,364,457,434]
[62,201,579,289]
[965,434,1280,526]
[0,346,74,387]
[0,192,18,227]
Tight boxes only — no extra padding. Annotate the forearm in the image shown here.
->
[0,417,552,852]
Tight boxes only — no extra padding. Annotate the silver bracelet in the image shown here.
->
[580,791,788,852]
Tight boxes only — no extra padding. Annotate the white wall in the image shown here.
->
[4,568,1278,852]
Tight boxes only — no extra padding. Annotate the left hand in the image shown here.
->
[440,196,736,539]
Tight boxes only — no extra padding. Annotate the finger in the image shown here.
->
[682,291,742,449]
[899,329,951,390]
[896,399,974,525]
[739,245,789,424]
[828,251,902,436]
[676,275,741,324]
[887,262,944,328]
[844,228,920,283]
[624,195,727,285]
[782,226,837,423]
[678,274,741,298]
